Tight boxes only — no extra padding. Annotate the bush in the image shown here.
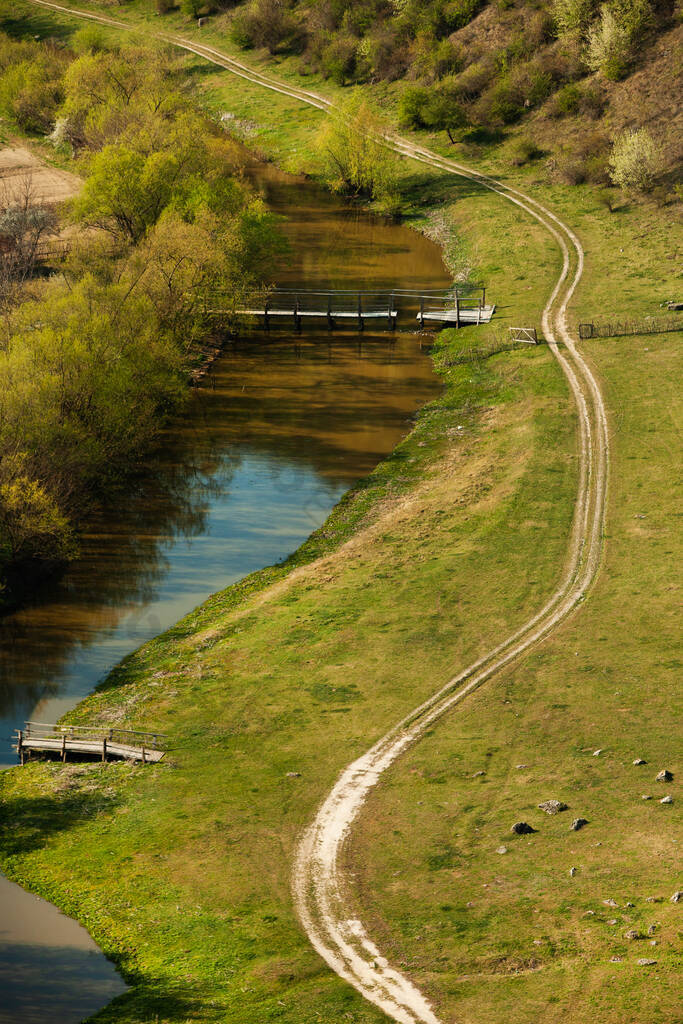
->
[230,0,299,54]
[586,0,652,79]
[609,128,663,192]
[0,55,66,133]
[509,137,542,166]
[552,0,597,36]
[71,25,108,53]
[319,35,357,84]
[551,81,604,117]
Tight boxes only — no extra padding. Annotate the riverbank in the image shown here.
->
[1,5,681,1024]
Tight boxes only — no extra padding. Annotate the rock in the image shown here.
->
[473,770,486,777]
[603,898,618,907]
[637,958,657,966]
[670,891,683,904]
[624,929,642,940]
[496,846,508,854]
[532,938,543,945]
[626,902,635,908]
[593,749,603,756]
[660,795,673,804]
[641,794,652,800]
[648,924,657,935]
[538,799,568,815]
[633,758,647,766]
[571,817,589,831]
[610,956,622,963]
[516,764,528,769]
[650,940,657,946]
[286,771,302,778]
[511,821,537,835]
[584,910,595,916]
[646,896,663,903]
[570,867,577,877]
[656,769,673,782]
[607,918,617,925]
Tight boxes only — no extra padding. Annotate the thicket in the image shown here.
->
[0,32,279,595]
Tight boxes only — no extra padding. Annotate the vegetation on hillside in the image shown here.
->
[0,31,280,598]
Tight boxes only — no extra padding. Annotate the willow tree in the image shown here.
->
[317,95,401,215]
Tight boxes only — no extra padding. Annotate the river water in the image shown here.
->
[0,157,449,1022]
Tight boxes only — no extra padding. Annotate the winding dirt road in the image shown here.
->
[26,4,610,1019]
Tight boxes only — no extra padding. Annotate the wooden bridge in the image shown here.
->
[15,722,167,765]
[231,286,494,331]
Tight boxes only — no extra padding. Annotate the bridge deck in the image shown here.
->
[418,304,496,324]
[20,736,164,763]
[16,723,167,765]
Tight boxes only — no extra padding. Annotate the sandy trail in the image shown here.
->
[0,144,81,204]
[26,5,610,1021]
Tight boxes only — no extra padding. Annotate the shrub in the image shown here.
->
[586,0,652,79]
[609,128,663,192]
[552,0,597,36]
[509,137,542,166]
[319,35,357,84]
[230,0,299,54]
[72,25,108,54]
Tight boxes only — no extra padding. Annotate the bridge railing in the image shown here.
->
[23,721,168,750]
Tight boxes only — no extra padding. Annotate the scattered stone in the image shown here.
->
[641,794,652,800]
[633,758,647,766]
[624,929,643,940]
[660,795,674,804]
[593,749,603,756]
[511,821,537,835]
[473,770,486,777]
[607,918,617,925]
[648,924,657,935]
[626,902,635,908]
[538,799,568,815]
[670,891,683,904]
[603,898,618,907]
[650,940,658,947]
[496,846,508,855]
[286,771,302,778]
[570,867,577,877]
[532,939,543,945]
[637,958,657,966]
[656,770,673,783]
[646,896,663,903]
[584,910,595,916]
[610,956,622,963]
[571,817,589,831]
[516,764,528,769]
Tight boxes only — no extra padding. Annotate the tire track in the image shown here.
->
[25,5,609,1020]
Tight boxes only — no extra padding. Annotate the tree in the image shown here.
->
[317,96,401,214]
[0,456,73,563]
[609,128,663,193]
[585,0,652,79]
[398,83,468,142]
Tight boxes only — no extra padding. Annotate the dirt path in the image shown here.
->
[0,144,81,204]
[26,5,610,1021]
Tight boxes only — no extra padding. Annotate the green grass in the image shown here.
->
[1,3,681,1022]
[348,330,682,1023]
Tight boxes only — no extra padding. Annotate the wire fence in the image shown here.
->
[579,316,682,340]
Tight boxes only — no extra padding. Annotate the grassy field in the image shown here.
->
[1,3,681,1022]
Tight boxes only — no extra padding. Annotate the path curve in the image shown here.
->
[26,4,610,1020]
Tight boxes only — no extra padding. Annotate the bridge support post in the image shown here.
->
[455,295,460,329]
[357,293,364,332]
[264,299,269,332]
[294,296,301,333]
[102,736,107,763]
[327,294,333,331]
[388,294,394,331]
[419,297,424,328]
[18,729,24,766]
[61,732,67,762]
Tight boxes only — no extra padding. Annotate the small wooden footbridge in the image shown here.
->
[231,285,494,332]
[15,722,167,765]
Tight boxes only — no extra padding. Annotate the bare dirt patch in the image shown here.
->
[0,144,81,205]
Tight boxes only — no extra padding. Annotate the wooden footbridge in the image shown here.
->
[230,286,494,332]
[15,722,167,765]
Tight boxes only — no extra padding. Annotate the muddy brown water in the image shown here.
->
[0,157,449,1022]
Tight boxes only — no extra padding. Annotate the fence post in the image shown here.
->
[327,294,333,331]
[455,295,460,329]
[263,299,269,332]
[102,736,107,763]
[419,297,424,328]
[141,744,146,765]
[388,293,394,331]
[357,293,363,332]
[18,729,24,766]
[62,732,67,762]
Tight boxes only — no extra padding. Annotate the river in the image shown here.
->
[0,156,449,1022]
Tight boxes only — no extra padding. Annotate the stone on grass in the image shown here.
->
[637,958,657,966]
[607,918,617,925]
[516,764,528,769]
[472,770,486,777]
[603,898,618,907]
[648,924,657,935]
[646,896,662,903]
[660,795,673,804]
[670,891,683,904]
[538,799,568,815]
[632,758,647,766]
[569,867,577,877]
[624,929,642,940]
[571,817,589,831]
[511,821,536,835]
[286,771,302,778]
[496,846,508,854]
[610,956,622,963]
[593,749,603,756]
[641,794,652,800]
[656,769,673,782]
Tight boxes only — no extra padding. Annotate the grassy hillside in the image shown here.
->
[0,2,681,1023]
